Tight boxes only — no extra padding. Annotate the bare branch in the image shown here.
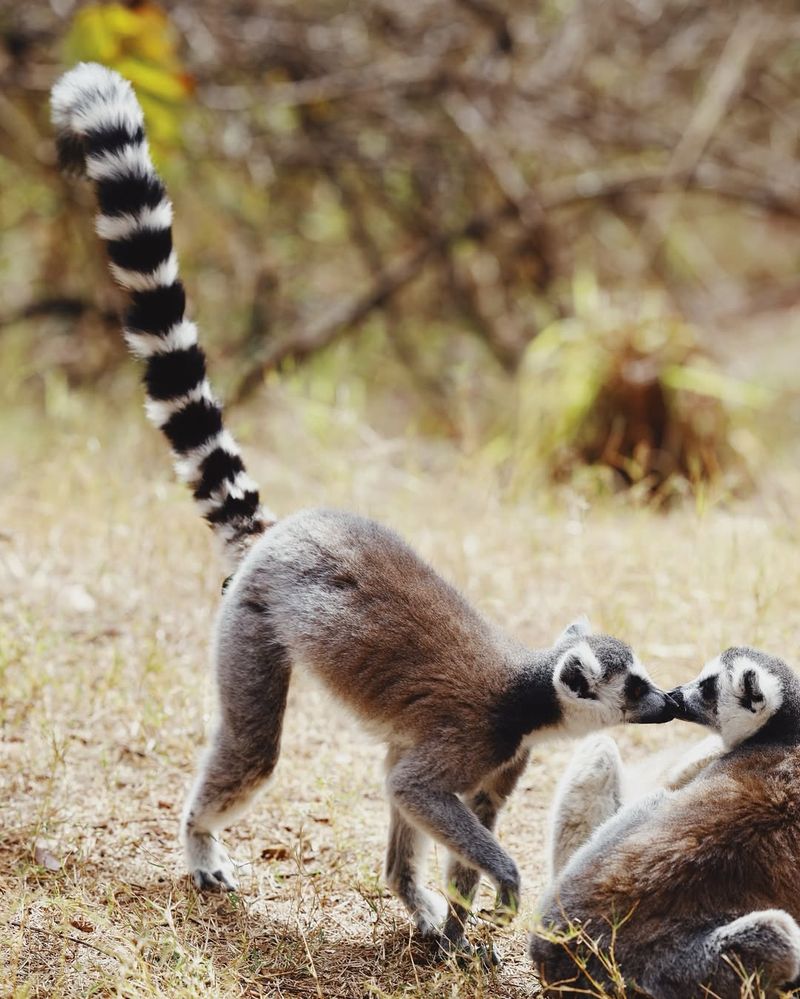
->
[230,207,513,405]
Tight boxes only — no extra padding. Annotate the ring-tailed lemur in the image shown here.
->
[51,63,676,955]
[531,647,800,998]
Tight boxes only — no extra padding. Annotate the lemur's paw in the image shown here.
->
[184,831,239,893]
[479,881,519,927]
[435,933,500,970]
[191,863,239,893]
[474,940,501,969]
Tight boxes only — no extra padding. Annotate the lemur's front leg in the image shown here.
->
[441,751,530,951]
[662,734,723,791]
[386,753,520,938]
[548,735,623,880]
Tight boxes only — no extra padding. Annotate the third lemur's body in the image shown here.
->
[533,648,800,998]
[52,63,675,953]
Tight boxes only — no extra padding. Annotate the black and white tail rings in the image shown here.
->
[51,63,272,566]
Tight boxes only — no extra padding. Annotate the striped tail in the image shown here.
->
[50,63,273,569]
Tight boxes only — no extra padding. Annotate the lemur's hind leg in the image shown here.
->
[182,609,291,892]
[548,735,622,881]
[640,910,800,999]
[385,805,446,938]
[441,750,530,948]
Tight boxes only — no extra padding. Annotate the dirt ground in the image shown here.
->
[4,383,800,998]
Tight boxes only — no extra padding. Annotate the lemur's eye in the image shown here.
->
[626,677,647,701]
[699,676,717,702]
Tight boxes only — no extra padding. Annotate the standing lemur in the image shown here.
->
[532,647,800,999]
[51,63,676,953]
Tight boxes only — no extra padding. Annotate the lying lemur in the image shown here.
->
[532,647,800,998]
[51,63,675,953]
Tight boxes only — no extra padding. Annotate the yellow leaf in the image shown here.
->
[572,269,601,321]
[137,94,181,148]
[662,364,772,408]
[101,4,145,40]
[115,57,191,103]
[65,5,121,64]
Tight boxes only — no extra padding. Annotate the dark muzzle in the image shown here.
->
[635,690,679,724]
[667,687,693,721]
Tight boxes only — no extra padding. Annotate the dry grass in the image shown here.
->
[4,377,800,998]
[532,919,800,999]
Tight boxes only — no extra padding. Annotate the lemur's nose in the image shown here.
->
[659,690,679,721]
[667,688,689,719]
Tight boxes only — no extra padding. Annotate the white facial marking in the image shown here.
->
[629,657,652,682]
[677,655,724,731]
[554,642,626,734]
[555,642,599,695]
[699,655,722,681]
[718,656,782,750]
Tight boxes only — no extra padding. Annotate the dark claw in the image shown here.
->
[474,941,501,968]
[192,868,238,893]
[435,933,500,970]
[478,896,518,927]
[212,868,238,892]
[193,868,223,892]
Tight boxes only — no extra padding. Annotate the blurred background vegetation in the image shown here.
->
[2,0,800,504]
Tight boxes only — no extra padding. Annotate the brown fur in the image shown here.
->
[591,747,800,926]
[236,512,521,789]
[182,508,669,949]
[533,743,800,997]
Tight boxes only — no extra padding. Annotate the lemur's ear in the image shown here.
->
[741,667,765,710]
[556,615,592,646]
[556,646,600,701]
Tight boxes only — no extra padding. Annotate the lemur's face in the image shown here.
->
[553,618,676,732]
[669,648,785,749]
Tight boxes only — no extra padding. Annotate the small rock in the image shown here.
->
[61,584,96,614]
[34,842,61,871]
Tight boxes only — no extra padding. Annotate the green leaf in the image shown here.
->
[662,364,771,408]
